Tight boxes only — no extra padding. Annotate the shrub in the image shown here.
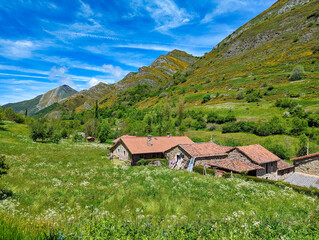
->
[290,65,304,81]
[0,189,13,200]
[297,134,308,157]
[222,121,257,133]
[190,136,205,143]
[99,123,111,143]
[136,159,168,166]
[275,98,297,109]
[49,131,61,144]
[61,128,68,138]
[193,166,216,176]
[0,155,9,177]
[246,89,262,102]
[73,134,83,142]
[201,94,211,104]
[237,92,245,100]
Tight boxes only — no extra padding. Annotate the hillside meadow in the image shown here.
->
[1,121,319,239]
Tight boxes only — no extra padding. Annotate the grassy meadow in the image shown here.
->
[1,121,319,239]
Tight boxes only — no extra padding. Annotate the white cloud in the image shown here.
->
[88,77,100,87]
[78,0,94,18]
[201,0,276,23]
[130,0,192,32]
[0,39,35,59]
[0,64,49,75]
[48,66,68,81]
[102,64,128,81]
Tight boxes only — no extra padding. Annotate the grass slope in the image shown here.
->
[0,122,319,239]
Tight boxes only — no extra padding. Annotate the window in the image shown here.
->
[266,163,271,174]
[124,150,126,155]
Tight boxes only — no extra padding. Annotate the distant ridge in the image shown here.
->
[2,85,77,116]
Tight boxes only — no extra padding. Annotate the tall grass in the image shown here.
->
[0,121,319,238]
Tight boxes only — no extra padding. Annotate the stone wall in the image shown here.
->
[165,146,190,162]
[112,143,131,161]
[294,156,319,175]
[228,149,251,162]
[165,146,191,169]
[277,170,294,181]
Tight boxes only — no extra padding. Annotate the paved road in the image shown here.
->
[284,172,319,189]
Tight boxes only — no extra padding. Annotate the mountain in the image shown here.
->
[25,0,319,117]
[2,85,77,116]
[55,50,197,113]
[180,0,319,103]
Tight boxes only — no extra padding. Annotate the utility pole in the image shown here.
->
[307,138,309,155]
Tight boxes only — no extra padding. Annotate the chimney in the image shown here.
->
[167,132,171,138]
[147,135,152,146]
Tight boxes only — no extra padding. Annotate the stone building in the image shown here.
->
[291,152,319,175]
[110,135,193,165]
[165,143,294,180]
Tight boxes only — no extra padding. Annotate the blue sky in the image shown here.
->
[0,0,277,105]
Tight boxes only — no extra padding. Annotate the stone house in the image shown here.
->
[110,135,193,165]
[165,142,233,169]
[165,143,294,180]
[291,152,319,175]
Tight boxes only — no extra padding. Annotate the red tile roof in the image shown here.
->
[277,160,294,171]
[236,144,280,164]
[290,152,319,162]
[179,142,234,158]
[112,136,194,155]
[112,135,137,144]
[208,159,264,173]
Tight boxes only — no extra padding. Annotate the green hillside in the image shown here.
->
[2,85,77,116]
[1,122,319,239]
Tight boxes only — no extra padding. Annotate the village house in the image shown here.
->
[291,152,319,175]
[165,143,294,180]
[87,136,95,142]
[110,134,193,165]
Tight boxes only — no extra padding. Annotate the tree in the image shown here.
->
[25,109,28,117]
[3,108,16,121]
[0,155,9,177]
[202,94,211,104]
[297,134,307,157]
[50,131,61,144]
[29,120,46,141]
[84,119,99,137]
[99,122,111,143]
[290,65,304,81]
[176,98,185,126]
[95,100,99,119]
[61,128,68,138]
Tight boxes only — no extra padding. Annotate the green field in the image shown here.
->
[1,121,319,239]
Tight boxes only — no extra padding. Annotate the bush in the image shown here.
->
[190,136,205,143]
[237,92,245,100]
[136,159,168,166]
[99,123,111,143]
[201,94,211,104]
[0,189,13,200]
[0,155,9,177]
[222,121,257,133]
[193,166,216,176]
[246,89,262,102]
[223,173,319,197]
[275,98,297,109]
[49,131,61,144]
[73,134,83,142]
[290,65,304,81]
[61,128,68,138]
